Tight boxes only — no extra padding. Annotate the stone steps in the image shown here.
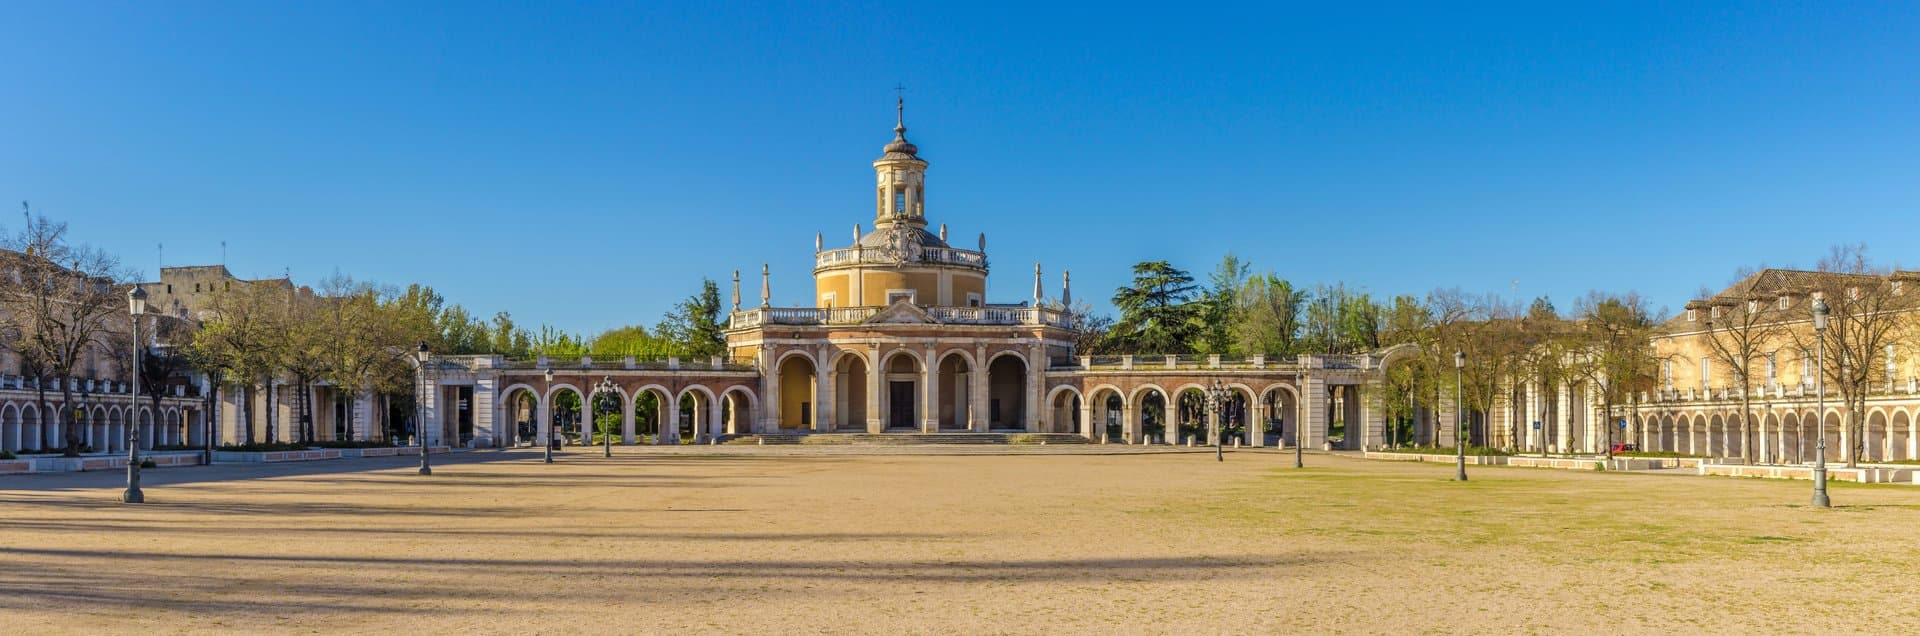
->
[718,433,1090,446]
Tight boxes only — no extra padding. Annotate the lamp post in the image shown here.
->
[1812,299,1830,508]
[543,368,554,464]
[1454,350,1467,482]
[121,286,148,504]
[414,341,432,476]
[595,376,616,458]
[1204,380,1227,462]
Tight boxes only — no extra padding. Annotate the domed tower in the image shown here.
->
[813,99,989,308]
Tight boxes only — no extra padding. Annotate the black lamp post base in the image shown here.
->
[418,466,432,475]
[121,488,144,503]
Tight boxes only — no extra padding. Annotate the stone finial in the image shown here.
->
[855,224,862,243]
[1062,269,1072,307]
[1033,263,1043,304]
[731,270,741,311]
[939,223,947,242]
[760,264,770,307]
[815,232,823,253]
[978,232,986,252]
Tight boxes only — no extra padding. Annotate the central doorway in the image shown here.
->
[889,382,916,429]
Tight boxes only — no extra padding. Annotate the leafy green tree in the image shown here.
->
[1232,273,1307,355]
[1196,253,1252,354]
[654,279,726,358]
[1105,261,1201,354]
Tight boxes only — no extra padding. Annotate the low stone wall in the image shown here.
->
[212,446,449,463]
[1699,463,1916,484]
[1508,456,1605,471]
[1362,452,1508,466]
[3,451,205,474]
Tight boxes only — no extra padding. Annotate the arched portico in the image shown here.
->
[985,352,1028,431]
[1043,385,1081,435]
[880,350,925,431]
[936,351,974,431]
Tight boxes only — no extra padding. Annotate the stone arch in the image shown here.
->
[1782,412,1803,463]
[776,353,819,431]
[106,406,123,453]
[720,385,758,436]
[497,383,542,446]
[1761,412,1781,464]
[1261,384,1302,448]
[21,403,42,451]
[579,382,630,446]
[545,383,587,445]
[1822,410,1846,462]
[631,384,673,442]
[1865,409,1890,463]
[1084,384,1126,442]
[879,349,926,430]
[830,351,871,431]
[1891,409,1914,462]
[137,407,155,450]
[676,385,719,443]
[1129,384,1170,444]
[1043,384,1081,435]
[985,351,1028,430]
[0,403,17,453]
[935,350,975,431]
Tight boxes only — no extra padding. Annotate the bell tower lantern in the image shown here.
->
[874,97,928,228]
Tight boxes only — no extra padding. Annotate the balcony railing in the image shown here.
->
[814,246,988,270]
[729,305,1071,328]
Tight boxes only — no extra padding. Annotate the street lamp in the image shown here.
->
[595,376,617,458]
[1204,380,1228,462]
[543,368,555,464]
[1812,299,1830,508]
[415,341,432,476]
[1292,392,1304,468]
[1454,350,1468,482]
[121,286,148,504]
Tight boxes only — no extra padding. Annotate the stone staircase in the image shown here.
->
[718,432,1091,446]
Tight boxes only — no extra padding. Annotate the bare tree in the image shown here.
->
[0,211,132,456]
[1568,292,1660,458]
[1799,245,1917,467]
[1695,275,1792,463]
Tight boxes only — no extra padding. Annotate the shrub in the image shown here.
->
[0,450,15,460]
[139,458,156,468]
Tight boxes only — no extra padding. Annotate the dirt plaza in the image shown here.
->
[2,448,1917,634]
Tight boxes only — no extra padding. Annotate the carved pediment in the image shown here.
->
[865,301,939,324]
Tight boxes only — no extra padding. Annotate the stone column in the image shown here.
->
[1123,402,1139,444]
[420,379,439,447]
[922,346,939,433]
[620,390,636,445]
[708,397,724,442]
[1300,376,1328,449]
[865,349,883,433]
[665,398,682,444]
[536,390,551,448]
[474,378,498,448]
[971,345,989,432]
[1250,401,1268,447]
[1079,397,1095,441]
[815,345,834,433]
[763,350,781,435]
[1025,344,1043,432]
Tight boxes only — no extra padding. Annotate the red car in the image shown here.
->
[1610,443,1637,453]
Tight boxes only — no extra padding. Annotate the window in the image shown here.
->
[1801,352,1812,386]
[1700,357,1711,389]
[799,402,812,426]
[1663,360,1674,390]
[820,292,836,308]
[1766,352,1778,386]
[886,290,915,305]
[893,189,907,217]
[166,284,173,294]
[966,292,983,308]
[1686,309,1696,322]
[1747,300,1758,313]
[1709,305,1721,319]
[1778,296,1790,310]
[1887,345,1898,382]
[194,283,201,293]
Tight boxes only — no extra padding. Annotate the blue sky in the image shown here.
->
[3,2,1916,333]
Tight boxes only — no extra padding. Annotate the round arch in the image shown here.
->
[719,385,759,436]
[1128,384,1171,444]
[1043,384,1082,435]
[675,384,720,443]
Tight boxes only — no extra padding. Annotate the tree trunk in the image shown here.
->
[343,391,356,443]
[241,383,255,444]
[59,383,79,457]
[1740,388,1753,464]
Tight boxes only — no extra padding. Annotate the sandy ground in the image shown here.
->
[2,447,1917,635]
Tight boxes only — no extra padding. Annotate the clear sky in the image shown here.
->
[3,2,1916,334]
